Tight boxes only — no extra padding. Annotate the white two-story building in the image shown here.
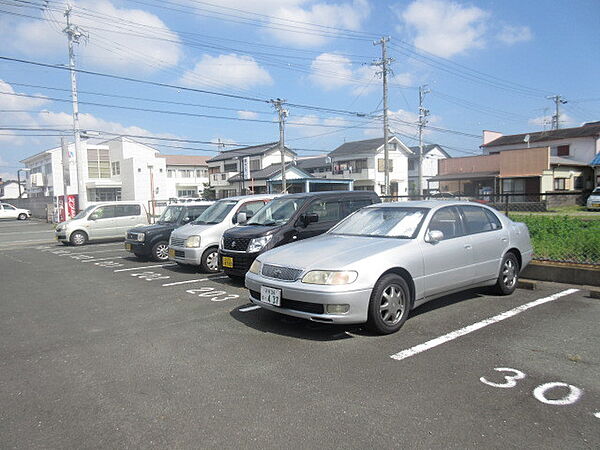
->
[20,137,212,214]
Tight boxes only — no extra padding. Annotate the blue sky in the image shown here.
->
[1,0,599,178]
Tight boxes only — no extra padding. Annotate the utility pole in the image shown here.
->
[417,85,430,196]
[270,99,288,193]
[546,95,567,130]
[63,3,88,211]
[373,37,393,196]
[61,137,70,221]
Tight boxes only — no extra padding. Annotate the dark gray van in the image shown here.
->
[218,191,380,279]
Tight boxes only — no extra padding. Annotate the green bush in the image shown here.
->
[510,215,600,265]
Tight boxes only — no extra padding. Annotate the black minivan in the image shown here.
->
[125,201,213,261]
[219,191,380,279]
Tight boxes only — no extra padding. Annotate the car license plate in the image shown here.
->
[55,236,59,241]
[593,204,600,207]
[261,286,281,306]
[222,256,233,268]
[168,248,175,258]
[125,243,132,251]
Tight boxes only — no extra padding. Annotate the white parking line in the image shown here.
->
[390,288,580,362]
[162,279,208,287]
[82,256,127,263]
[65,248,128,255]
[239,305,261,312]
[114,263,176,272]
[0,230,54,235]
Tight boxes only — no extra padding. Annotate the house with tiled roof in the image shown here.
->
[480,121,600,190]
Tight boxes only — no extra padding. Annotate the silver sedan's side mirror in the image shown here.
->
[426,230,444,244]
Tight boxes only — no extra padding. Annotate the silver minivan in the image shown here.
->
[168,194,276,272]
[55,202,149,245]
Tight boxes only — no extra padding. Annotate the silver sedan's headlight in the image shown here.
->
[55,225,63,232]
[248,235,272,253]
[248,259,262,275]
[185,235,201,248]
[137,232,145,242]
[301,270,358,285]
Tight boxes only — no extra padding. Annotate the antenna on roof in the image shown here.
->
[524,134,530,148]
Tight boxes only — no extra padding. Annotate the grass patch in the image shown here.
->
[510,214,600,264]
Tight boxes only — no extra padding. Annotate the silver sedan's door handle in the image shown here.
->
[501,237,508,242]
[464,244,472,250]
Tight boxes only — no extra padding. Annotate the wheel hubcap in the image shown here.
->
[502,259,517,288]
[156,244,169,260]
[379,284,405,325]
[73,234,84,245]
[206,251,218,271]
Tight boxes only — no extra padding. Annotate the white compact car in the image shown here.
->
[586,187,600,211]
[0,203,31,220]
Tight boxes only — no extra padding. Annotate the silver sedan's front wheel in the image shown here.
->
[367,274,411,334]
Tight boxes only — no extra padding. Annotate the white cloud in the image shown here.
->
[179,54,273,90]
[397,0,489,58]
[38,112,178,141]
[0,80,51,144]
[288,114,349,136]
[528,113,575,129]
[237,110,259,120]
[6,0,182,74]
[267,0,371,47]
[497,25,533,45]
[309,53,412,94]
[183,0,371,47]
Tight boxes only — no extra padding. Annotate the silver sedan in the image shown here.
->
[245,201,533,334]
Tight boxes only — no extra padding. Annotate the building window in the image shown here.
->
[377,159,393,172]
[87,149,111,178]
[167,169,174,178]
[224,162,237,172]
[221,173,227,180]
[250,159,261,171]
[44,163,52,174]
[178,189,198,197]
[111,161,120,176]
[553,178,567,191]
[87,187,122,201]
[557,145,570,156]
[195,169,208,178]
[574,176,583,190]
[181,170,192,178]
[408,160,415,171]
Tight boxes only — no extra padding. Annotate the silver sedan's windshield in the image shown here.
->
[247,197,306,226]
[329,207,429,238]
[193,200,236,225]
[158,206,183,224]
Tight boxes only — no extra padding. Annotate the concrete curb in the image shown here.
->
[522,261,600,287]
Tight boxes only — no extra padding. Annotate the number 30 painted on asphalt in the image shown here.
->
[480,367,582,406]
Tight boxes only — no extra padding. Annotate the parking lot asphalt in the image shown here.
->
[0,225,598,449]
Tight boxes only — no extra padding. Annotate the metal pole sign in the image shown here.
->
[243,157,251,184]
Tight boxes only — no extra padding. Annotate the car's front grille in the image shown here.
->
[250,290,324,314]
[261,264,303,281]
[222,236,251,251]
[170,237,185,247]
[174,250,185,258]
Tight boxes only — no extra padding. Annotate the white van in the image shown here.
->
[55,201,149,246]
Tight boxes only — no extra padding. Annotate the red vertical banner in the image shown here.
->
[58,195,78,221]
